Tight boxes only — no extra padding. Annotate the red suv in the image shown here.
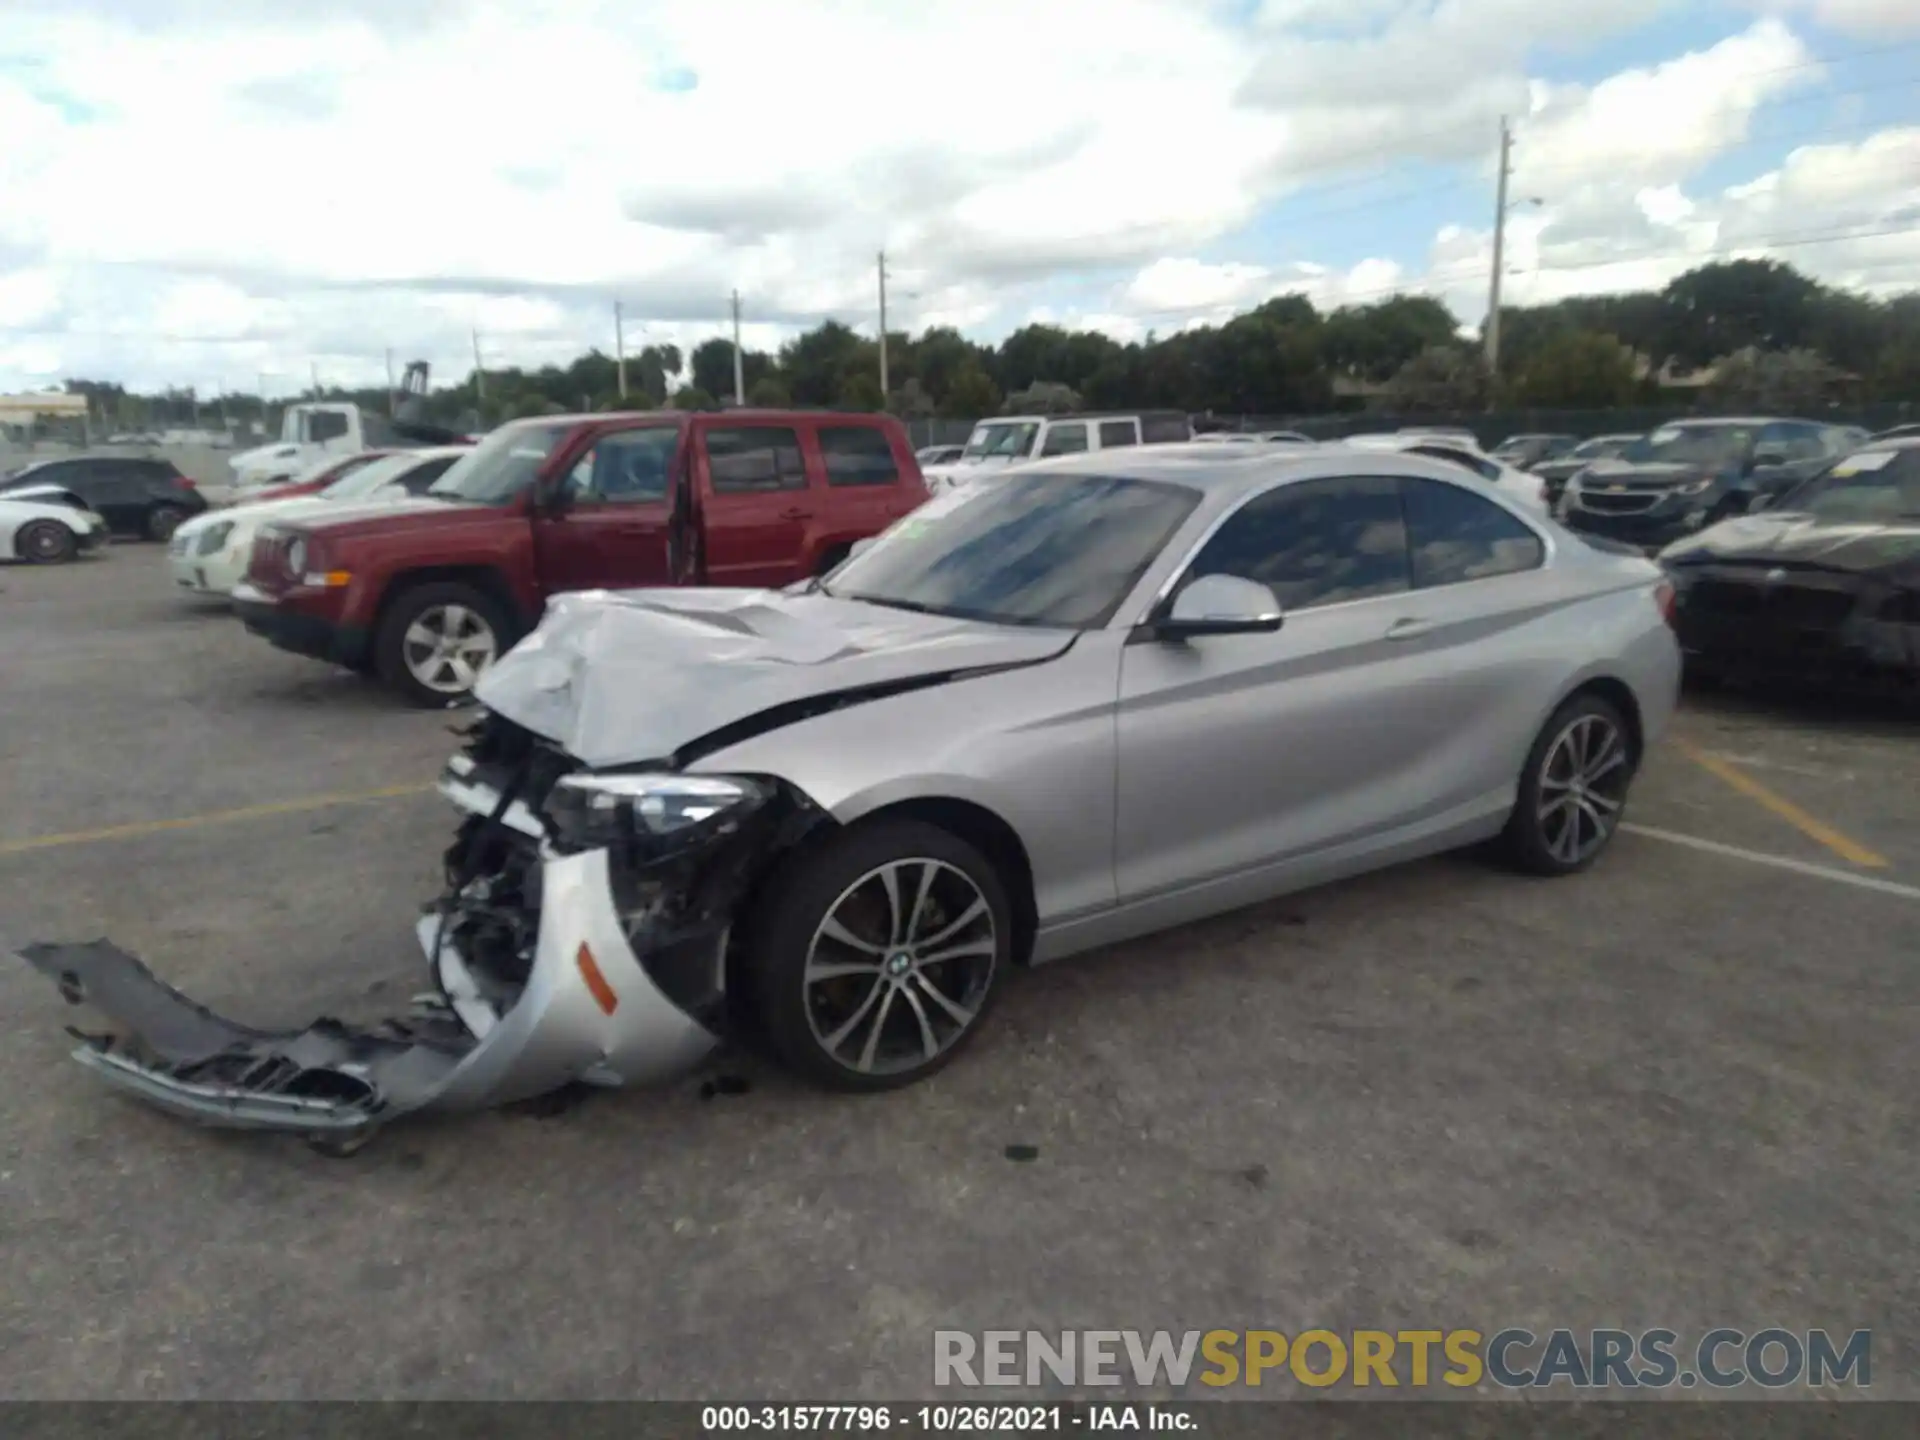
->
[232,409,928,705]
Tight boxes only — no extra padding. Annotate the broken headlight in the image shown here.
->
[546,772,765,856]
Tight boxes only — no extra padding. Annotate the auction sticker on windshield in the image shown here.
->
[1832,450,1895,476]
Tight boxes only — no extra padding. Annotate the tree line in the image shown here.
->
[63,259,1920,431]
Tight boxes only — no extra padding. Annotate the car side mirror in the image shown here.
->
[1157,574,1284,639]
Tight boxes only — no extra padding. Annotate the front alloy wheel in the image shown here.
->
[749,819,1011,1090]
[374,581,510,707]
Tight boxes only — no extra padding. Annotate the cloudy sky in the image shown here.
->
[1,0,1917,395]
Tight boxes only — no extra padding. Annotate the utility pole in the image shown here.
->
[386,348,397,415]
[614,300,627,399]
[310,360,321,398]
[877,250,890,400]
[730,289,745,405]
[1485,115,1513,380]
[472,327,486,403]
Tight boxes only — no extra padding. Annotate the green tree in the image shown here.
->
[1513,331,1640,407]
[1323,296,1457,381]
[942,363,1000,418]
[670,384,718,410]
[838,370,885,410]
[1705,348,1847,412]
[689,336,774,400]
[779,321,871,405]
[1658,260,1820,370]
[1384,344,1490,413]
[747,375,792,407]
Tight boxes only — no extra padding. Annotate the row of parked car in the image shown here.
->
[7,408,1917,707]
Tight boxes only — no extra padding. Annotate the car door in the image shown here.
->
[1115,475,1429,902]
[531,424,679,593]
[694,420,813,585]
[82,459,148,531]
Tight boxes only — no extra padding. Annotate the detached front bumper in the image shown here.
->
[11,762,727,1141]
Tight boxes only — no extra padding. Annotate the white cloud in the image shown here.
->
[0,1,1914,392]
[1738,0,1920,37]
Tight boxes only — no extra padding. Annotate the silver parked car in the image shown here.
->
[19,447,1681,1142]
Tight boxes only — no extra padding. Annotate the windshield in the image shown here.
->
[291,452,381,487]
[826,471,1202,630]
[1779,449,1920,521]
[429,421,576,503]
[962,422,1040,461]
[1571,436,1632,460]
[319,452,426,501]
[1623,425,1753,468]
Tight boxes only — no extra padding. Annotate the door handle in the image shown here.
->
[779,506,813,520]
[1385,616,1434,640]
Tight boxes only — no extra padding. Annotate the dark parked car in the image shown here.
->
[1534,433,1642,509]
[1871,422,1920,444]
[1559,418,1858,554]
[0,454,207,540]
[1662,437,1920,693]
[1491,433,1578,470]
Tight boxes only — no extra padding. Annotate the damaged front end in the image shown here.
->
[13,712,826,1143]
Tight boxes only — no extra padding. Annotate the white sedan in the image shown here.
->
[1342,433,1548,512]
[1,485,111,564]
[167,446,469,599]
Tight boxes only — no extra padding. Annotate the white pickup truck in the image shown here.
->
[224,403,378,497]
[921,410,1194,491]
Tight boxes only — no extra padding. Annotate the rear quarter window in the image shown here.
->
[1400,477,1544,586]
[818,425,901,486]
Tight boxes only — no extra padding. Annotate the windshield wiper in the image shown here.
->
[838,593,951,617]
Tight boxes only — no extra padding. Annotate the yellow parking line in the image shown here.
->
[1675,739,1889,869]
[0,782,433,858]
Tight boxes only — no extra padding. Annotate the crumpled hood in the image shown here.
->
[475,587,1077,769]
[1664,511,1920,578]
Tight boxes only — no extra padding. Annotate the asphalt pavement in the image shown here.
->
[1,545,1914,1402]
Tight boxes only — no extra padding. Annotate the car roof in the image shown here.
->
[995,440,1506,502]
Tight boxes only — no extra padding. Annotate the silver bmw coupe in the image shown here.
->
[21,444,1681,1142]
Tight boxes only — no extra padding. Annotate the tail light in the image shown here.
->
[1653,579,1677,628]
[172,475,197,490]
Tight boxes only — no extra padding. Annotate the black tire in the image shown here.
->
[745,818,1013,1092]
[146,505,189,542]
[17,519,77,564]
[1500,692,1636,877]
[373,581,511,708]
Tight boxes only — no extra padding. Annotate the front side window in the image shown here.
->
[1184,476,1409,612]
[563,427,679,503]
[819,425,900,487]
[706,426,807,492]
[1040,423,1089,457]
[1760,423,1827,463]
[825,471,1201,630]
[1401,477,1544,587]
[307,410,350,443]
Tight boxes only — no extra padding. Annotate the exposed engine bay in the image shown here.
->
[12,711,828,1149]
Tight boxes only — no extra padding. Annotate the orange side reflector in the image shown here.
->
[576,942,619,1015]
[320,570,353,588]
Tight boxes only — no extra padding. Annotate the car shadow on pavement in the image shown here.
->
[1682,675,1917,736]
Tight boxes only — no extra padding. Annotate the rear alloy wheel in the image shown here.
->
[748,820,1011,1091]
[1502,694,1635,875]
[17,519,78,564]
[146,505,189,542]
[374,582,508,707]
